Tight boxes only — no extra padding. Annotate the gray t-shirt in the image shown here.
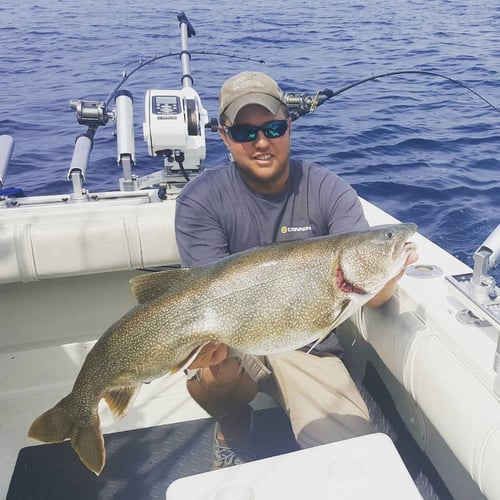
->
[174,159,368,356]
[175,158,368,267]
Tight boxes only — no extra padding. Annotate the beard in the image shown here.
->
[235,159,290,192]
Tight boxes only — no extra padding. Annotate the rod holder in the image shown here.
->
[115,89,136,180]
[0,135,15,187]
[67,129,95,196]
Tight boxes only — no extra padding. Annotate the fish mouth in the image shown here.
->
[393,237,417,260]
[385,240,417,282]
[397,241,417,265]
[403,241,417,254]
[336,265,368,295]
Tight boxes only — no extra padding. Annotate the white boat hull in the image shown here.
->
[1,196,499,499]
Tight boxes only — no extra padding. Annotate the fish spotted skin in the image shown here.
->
[28,223,417,474]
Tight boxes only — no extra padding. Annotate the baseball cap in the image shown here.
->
[219,71,286,123]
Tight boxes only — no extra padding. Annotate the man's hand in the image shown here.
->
[367,252,418,308]
[188,342,228,369]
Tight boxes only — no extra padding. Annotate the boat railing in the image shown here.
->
[446,223,500,394]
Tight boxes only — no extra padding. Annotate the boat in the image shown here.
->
[1,11,500,500]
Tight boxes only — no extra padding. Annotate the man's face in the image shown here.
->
[220,104,291,194]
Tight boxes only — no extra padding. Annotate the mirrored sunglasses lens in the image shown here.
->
[263,121,288,138]
[229,125,257,142]
[226,120,287,142]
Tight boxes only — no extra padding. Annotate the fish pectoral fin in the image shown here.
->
[71,415,105,475]
[129,269,191,304]
[306,327,335,354]
[168,341,213,375]
[104,386,141,418]
[306,300,352,354]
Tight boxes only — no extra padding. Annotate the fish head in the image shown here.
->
[336,223,417,296]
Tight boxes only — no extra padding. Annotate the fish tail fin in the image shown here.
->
[104,385,141,417]
[28,394,105,475]
[28,394,74,443]
[71,415,105,475]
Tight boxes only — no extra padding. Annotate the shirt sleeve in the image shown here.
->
[175,189,231,267]
[327,186,369,234]
[314,166,369,234]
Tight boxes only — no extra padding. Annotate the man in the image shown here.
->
[175,71,416,468]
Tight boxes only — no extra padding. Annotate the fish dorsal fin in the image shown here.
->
[129,269,191,304]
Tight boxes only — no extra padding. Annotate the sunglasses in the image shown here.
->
[223,119,289,143]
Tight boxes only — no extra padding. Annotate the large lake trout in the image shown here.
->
[29,223,417,474]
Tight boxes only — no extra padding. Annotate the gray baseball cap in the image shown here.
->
[219,71,286,123]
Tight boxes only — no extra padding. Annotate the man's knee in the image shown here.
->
[186,358,258,418]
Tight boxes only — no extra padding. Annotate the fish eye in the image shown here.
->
[384,230,394,239]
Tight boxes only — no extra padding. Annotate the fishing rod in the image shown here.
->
[103,51,265,108]
[69,8,268,193]
[70,50,265,128]
[285,69,500,121]
[67,7,499,197]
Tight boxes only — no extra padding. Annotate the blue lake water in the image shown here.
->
[1,0,499,277]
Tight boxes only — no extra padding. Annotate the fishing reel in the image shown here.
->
[67,11,219,195]
[143,86,214,172]
[69,99,113,127]
[285,90,334,121]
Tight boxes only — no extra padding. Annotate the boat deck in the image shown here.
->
[4,342,449,499]
[8,408,297,499]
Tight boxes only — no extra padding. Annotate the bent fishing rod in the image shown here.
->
[286,69,500,121]
[82,48,499,126]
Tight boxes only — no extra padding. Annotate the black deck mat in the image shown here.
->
[8,375,452,500]
[7,407,298,500]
